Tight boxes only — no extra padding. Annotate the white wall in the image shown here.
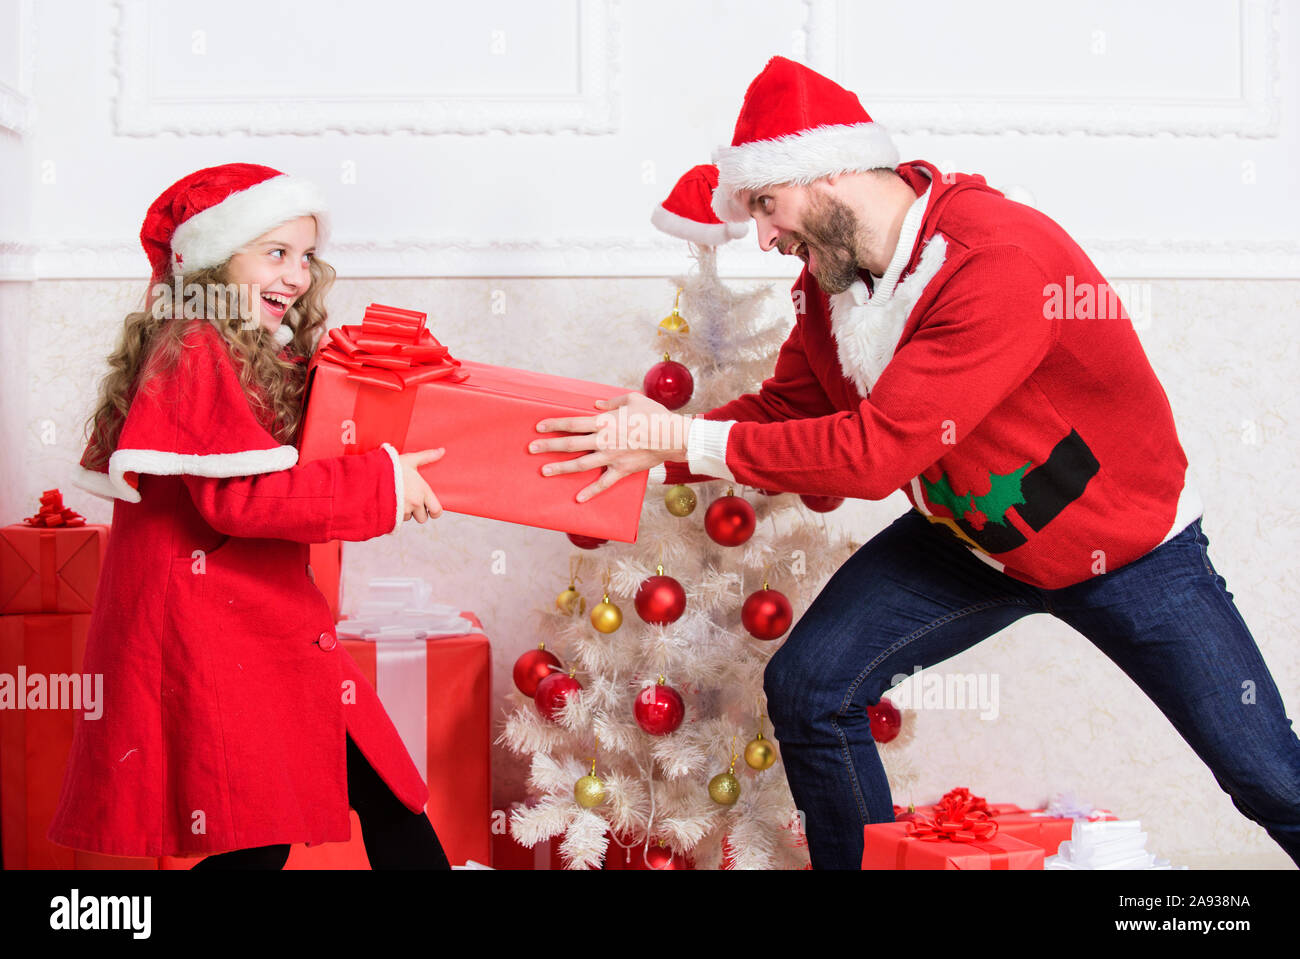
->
[2,0,1298,868]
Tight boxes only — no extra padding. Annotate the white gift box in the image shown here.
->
[1045,819,1185,870]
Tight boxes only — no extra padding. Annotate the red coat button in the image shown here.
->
[317,631,337,651]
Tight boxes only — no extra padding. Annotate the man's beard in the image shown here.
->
[797,191,863,294]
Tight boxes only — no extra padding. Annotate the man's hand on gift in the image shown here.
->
[400,448,445,522]
[529,392,690,502]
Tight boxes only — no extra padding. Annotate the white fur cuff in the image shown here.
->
[381,443,404,534]
[687,418,737,482]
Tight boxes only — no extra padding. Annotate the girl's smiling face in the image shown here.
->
[225,215,319,334]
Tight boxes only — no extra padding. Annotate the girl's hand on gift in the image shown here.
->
[399,448,445,522]
[529,392,690,503]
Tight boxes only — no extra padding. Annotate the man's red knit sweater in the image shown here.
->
[656,159,1201,589]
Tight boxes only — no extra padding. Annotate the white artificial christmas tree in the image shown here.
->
[501,242,919,869]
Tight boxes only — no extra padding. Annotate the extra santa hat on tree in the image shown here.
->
[650,164,749,246]
[711,56,900,223]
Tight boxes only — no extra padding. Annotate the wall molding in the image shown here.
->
[112,0,622,136]
[802,0,1282,137]
[0,0,36,134]
[4,236,1298,281]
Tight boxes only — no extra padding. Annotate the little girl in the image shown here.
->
[48,163,451,869]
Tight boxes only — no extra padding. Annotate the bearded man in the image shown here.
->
[529,56,1300,870]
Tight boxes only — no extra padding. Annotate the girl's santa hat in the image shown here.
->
[141,162,330,281]
[711,56,900,223]
[651,164,748,246]
[74,164,336,502]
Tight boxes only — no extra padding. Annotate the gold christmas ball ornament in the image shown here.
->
[659,308,689,334]
[590,594,623,633]
[659,289,690,334]
[744,734,777,771]
[708,771,741,805]
[574,774,607,808]
[664,484,697,517]
[556,585,585,615]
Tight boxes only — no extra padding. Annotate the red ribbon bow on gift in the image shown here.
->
[316,303,468,392]
[904,811,1000,844]
[21,489,87,528]
[936,786,995,820]
[898,786,1002,844]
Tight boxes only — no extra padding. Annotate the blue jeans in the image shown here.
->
[765,509,1300,869]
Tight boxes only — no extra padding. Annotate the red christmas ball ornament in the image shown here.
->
[513,643,562,697]
[741,585,794,640]
[534,670,582,723]
[800,493,844,513]
[642,844,690,870]
[634,566,686,625]
[566,532,607,550]
[867,697,902,744]
[705,487,756,546]
[642,355,694,411]
[633,677,685,735]
[894,804,924,824]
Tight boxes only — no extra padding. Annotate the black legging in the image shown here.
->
[192,734,451,869]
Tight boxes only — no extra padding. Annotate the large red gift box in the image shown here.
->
[299,303,647,543]
[862,821,1045,870]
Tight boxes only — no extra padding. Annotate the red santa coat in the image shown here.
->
[47,320,427,857]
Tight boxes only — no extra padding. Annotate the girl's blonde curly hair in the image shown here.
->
[81,256,335,470]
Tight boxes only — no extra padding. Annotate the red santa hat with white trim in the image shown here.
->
[711,56,900,223]
[141,162,330,282]
[651,164,749,246]
[72,164,334,502]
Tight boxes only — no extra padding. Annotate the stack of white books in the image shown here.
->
[1045,819,1186,870]
[336,577,485,641]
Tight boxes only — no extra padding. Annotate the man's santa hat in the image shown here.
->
[651,164,748,246]
[141,162,330,282]
[711,57,900,223]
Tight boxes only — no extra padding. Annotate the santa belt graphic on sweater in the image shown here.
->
[919,429,1100,555]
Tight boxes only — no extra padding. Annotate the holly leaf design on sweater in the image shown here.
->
[922,460,1032,528]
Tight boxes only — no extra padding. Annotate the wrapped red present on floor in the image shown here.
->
[298,303,648,543]
[870,787,1043,869]
[0,491,108,615]
[898,786,1117,857]
[864,815,1044,870]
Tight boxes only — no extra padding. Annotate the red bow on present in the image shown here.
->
[21,489,86,528]
[904,811,1000,844]
[316,302,468,392]
[935,786,995,821]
